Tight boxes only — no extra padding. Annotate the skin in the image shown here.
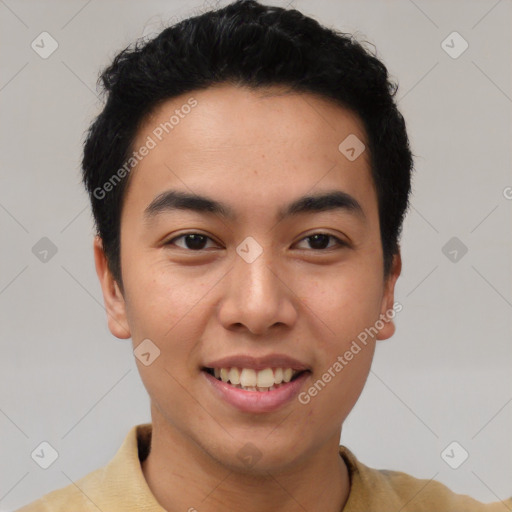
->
[94,83,401,512]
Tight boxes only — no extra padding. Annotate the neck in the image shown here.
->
[141,408,351,512]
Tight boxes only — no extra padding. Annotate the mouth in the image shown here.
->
[201,366,311,413]
[202,366,310,392]
[200,354,312,412]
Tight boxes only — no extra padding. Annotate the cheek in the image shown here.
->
[123,258,216,339]
[299,337,376,427]
[298,263,384,342]
[125,273,206,404]
[307,261,382,420]
[123,262,222,395]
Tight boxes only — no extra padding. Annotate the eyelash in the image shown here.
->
[164,232,348,252]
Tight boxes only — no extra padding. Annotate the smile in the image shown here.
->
[203,366,307,391]
[202,367,311,413]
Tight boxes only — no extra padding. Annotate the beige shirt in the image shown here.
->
[16,423,512,511]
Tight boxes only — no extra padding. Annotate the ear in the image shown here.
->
[376,250,402,341]
[93,236,131,339]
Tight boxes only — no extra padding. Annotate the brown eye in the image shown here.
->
[295,233,347,250]
[164,232,347,252]
[166,233,218,251]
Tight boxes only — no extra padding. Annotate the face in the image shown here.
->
[95,83,401,473]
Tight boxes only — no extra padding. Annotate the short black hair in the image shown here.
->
[82,0,414,288]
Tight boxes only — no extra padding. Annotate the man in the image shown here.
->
[17,0,511,510]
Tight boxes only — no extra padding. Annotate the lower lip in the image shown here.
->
[202,370,310,413]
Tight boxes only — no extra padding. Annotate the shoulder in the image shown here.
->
[374,468,510,511]
[14,466,106,512]
[339,445,512,512]
[14,423,152,512]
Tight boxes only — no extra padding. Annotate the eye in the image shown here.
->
[165,232,347,252]
[165,233,219,251]
[294,233,347,251]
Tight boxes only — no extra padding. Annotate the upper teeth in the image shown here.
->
[213,367,298,388]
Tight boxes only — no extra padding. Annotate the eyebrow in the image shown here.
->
[143,189,365,224]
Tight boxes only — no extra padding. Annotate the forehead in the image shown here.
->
[139,83,368,154]
[124,84,376,223]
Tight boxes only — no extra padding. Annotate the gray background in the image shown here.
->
[1,0,511,509]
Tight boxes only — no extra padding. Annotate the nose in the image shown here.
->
[217,243,298,336]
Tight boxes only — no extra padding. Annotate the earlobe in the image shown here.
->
[93,236,131,339]
[376,251,402,341]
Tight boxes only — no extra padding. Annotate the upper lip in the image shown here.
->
[203,354,311,372]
